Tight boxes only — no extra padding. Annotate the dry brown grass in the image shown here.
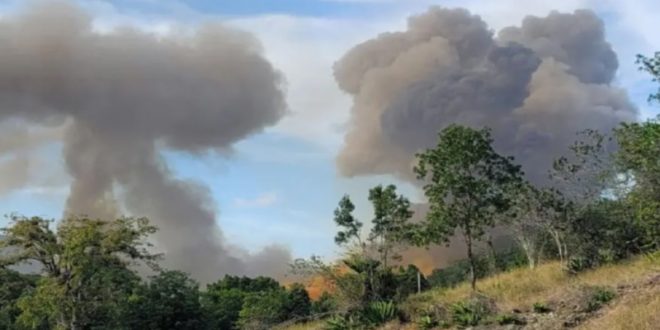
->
[283,253,660,330]
[403,252,660,316]
[276,320,325,330]
[579,279,660,330]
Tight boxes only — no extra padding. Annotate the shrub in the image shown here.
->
[416,315,439,329]
[532,302,552,313]
[311,292,337,316]
[585,287,616,312]
[450,298,492,327]
[362,301,398,326]
[324,314,363,330]
[495,313,525,325]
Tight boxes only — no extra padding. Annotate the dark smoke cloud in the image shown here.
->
[0,1,290,282]
[335,7,636,184]
[335,7,637,270]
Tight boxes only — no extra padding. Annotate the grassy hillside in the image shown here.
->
[283,253,660,329]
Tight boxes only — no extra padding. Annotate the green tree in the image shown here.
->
[549,129,614,266]
[413,125,523,290]
[614,118,660,250]
[285,283,311,320]
[0,216,158,330]
[331,185,415,303]
[333,196,364,250]
[202,275,282,330]
[501,183,567,269]
[128,271,206,330]
[0,269,38,329]
[311,292,337,316]
[637,52,660,102]
[202,288,245,330]
[237,289,289,330]
[368,185,414,268]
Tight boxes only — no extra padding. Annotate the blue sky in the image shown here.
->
[0,0,658,262]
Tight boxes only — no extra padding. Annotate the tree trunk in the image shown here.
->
[519,239,537,269]
[549,229,564,266]
[487,234,498,272]
[466,234,477,291]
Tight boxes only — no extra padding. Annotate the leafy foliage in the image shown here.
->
[450,298,492,327]
[202,275,286,329]
[413,125,523,290]
[585,287,616,312]
[614,118,660,250]
[532,302,552,313]
[1,216,158,330]
[495,313,525,325]
[0,269,37,330]
[637,52,660,102]
[128,271,206,330]
[362,301,398,326]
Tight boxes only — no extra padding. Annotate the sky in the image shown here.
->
[0,0,658,262]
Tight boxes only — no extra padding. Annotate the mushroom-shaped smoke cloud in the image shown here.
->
[335,7,637,184]
[0,1,289,282]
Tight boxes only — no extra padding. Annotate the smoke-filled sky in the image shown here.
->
[0,0,658,281]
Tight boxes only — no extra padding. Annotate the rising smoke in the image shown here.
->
[335,7,637,184]
[334,7,638,270]
[0,1,290,282]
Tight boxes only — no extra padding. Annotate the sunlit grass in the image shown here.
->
[579,284,660,330]
[277,320,325,330]
[282,253,660,329]
[404,252,660,315]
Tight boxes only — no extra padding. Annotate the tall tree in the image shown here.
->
[0,216,158,330]
[548,129,614,266]
[637,51,660,102]
[368,185,414,268]
[614,118,660,250]
[332,185,414,302]
[500,183,546,269]
[413,125,523,290]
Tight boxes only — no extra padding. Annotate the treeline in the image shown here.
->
[0,216,324,330]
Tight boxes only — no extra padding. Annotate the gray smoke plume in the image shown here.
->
[0,1,290,282]
[335,7,637,184]
[335,7,637,270]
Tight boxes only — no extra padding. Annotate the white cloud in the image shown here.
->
[233,192,280,208]
[226,14,396,151]
[18,185,69,197]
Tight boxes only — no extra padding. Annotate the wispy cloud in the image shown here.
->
[233,192,280,208]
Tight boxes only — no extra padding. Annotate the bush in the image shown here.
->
[532,302,552,313]
[566,200,645,274]
[311,292,337,316]
[324,314,363,330]
[495,313,526,325]
[416,315,439,329]
[362,301,398,326]
[450,298,493,327]
[585,287,616,312]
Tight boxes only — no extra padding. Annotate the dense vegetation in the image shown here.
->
[0,54,658,330]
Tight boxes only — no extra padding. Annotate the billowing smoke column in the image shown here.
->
[334,7,638,270]
[335,7,637,184]
[0,1,290,282]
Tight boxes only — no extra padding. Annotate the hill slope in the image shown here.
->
[284,253,660,329]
